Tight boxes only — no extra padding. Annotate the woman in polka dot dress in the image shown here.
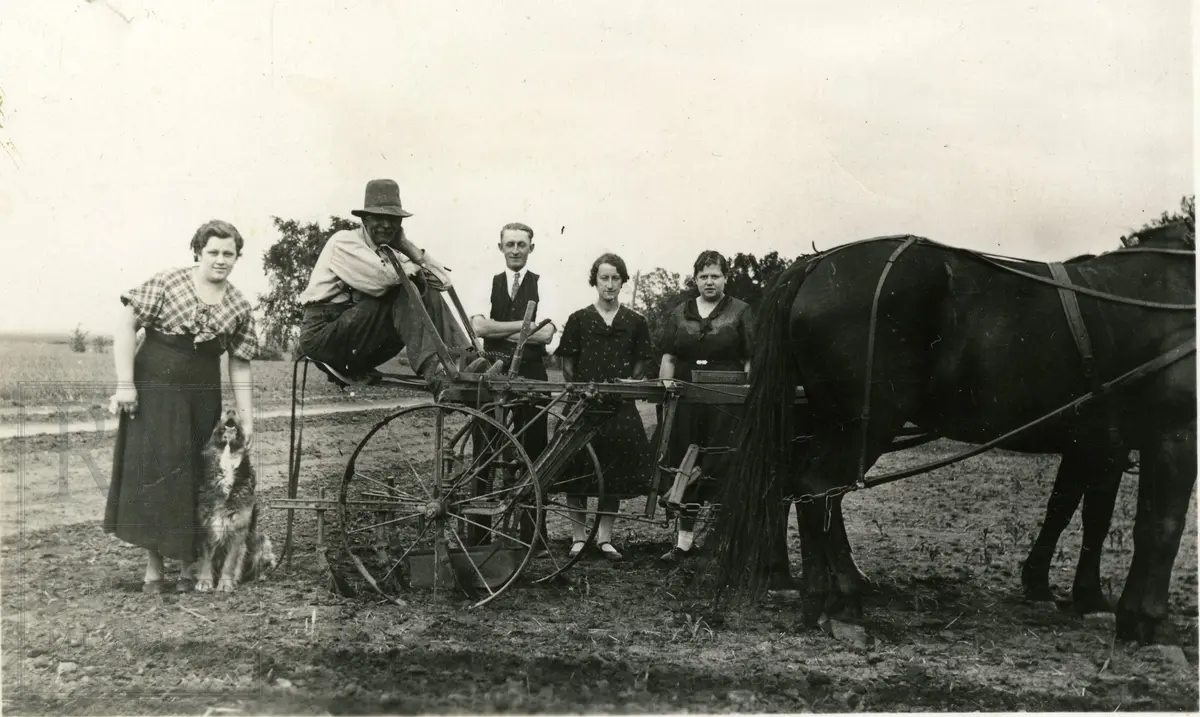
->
[554,253,654,561]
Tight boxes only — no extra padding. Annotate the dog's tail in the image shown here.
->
[242,502,279,580]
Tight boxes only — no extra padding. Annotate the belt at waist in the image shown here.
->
[681,358,742,371]
[143,328,223,356]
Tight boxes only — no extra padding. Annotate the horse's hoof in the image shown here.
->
[1116,609,1162,645]
[1022,585,1056,602]
[800,597,825,629]
[216,581,236,593]
[1067,591,1114,616]
[195,580,214,593]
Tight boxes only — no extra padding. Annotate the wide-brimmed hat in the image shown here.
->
[350,179,413,218]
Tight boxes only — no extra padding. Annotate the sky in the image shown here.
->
[0,0,1192,336]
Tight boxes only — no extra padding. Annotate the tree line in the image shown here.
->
[255,214,796,362]
[254,194,1194,362]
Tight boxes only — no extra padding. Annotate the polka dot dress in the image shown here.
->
[553,305,654,498]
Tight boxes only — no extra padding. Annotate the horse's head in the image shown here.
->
[1120,217,1195,250]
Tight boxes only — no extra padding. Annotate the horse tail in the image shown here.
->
[710,256,814,602]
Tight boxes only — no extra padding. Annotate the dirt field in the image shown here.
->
[3,403,1198,714]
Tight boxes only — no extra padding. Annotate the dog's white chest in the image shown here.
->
[208,511,236,543]
[217,445,241,497]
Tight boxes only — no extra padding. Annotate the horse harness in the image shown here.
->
[1044,261,1127,463]
[797,234,1196,490]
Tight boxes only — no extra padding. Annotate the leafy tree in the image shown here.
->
[258,215,358,351]
[1139,194,1195,233]
[632,267,688,352]
[90,335,112,354]
[724,251,793,305]
[68,325,89,353]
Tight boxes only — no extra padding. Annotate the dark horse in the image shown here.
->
[712,220,1195,645]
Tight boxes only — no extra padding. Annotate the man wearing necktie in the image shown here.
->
[465,223,559,546]
[470,223,559,464]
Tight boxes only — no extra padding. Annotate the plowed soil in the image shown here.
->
[3,406,1197,714]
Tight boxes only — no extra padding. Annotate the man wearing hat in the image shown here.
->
[297,179,484,391]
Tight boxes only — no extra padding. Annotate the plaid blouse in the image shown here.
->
[121,266,259,360]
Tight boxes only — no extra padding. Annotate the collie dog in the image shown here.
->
[194,410,277,592]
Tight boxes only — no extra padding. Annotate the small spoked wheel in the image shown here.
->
[524,443,604,583]
[488,398,607,583]
[338,403,541,608]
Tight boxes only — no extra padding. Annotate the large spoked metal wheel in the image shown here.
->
[338,403,541,608]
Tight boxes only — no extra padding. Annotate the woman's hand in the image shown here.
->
[113,384,138,417]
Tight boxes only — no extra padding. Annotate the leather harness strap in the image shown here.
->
[1047,262,1124,458]
[856,236,919,488]
[1047,262,1099,386]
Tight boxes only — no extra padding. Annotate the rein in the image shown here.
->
[860,336,1196,488]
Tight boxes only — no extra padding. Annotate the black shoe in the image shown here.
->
[423,366,452,399]
[463,357,490,373]
[313,361,382,388]
[343,369,384,386]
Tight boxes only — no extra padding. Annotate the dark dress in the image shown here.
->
[554,305,654,498]
[653,295,755,502]
[103,267,258,562]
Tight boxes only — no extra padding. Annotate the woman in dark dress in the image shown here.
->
[657,250,754,563]
[555,253,654,561]
[105,220,259,593]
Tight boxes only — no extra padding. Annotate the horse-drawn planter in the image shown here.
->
[271,220,1194,645]
[271,294,807,606]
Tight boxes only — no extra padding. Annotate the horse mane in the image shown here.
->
[1120,217,1195,249]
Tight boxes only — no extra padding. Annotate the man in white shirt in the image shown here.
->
[468,222,560,460]
[463,222,561,546]
[297,179,483,391]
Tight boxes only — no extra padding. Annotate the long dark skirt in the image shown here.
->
[559,401,652,499]
[653,401,744,504]
[103,331,222,562]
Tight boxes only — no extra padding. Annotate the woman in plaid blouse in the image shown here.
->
[103,220,259,594]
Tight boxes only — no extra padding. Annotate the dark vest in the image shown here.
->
[486,271,548,376]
